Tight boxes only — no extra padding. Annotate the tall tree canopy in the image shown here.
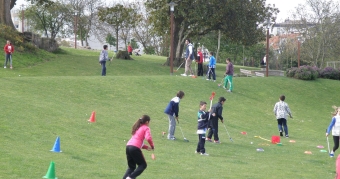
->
[145,0,278,58]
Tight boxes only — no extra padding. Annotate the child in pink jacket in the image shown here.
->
[123,115,154,179]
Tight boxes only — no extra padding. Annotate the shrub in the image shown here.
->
[286,66,319,80]
[0,24,38,53]
[286,67,297,78]
[320,67,340,80]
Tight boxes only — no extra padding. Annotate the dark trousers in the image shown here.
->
[207,68,216,80]
[197,63,203,76]
[207,118,219,141]
[196,134,206,153]
[123,145,147,179]
[100,61,106,76]
[277,118,288,136]
[333,136,340,152]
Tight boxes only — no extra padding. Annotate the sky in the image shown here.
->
[266,0,307,22]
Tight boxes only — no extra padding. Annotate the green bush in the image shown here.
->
[0,24,38,53]
[286,66,319,80]
[320,67,340,80]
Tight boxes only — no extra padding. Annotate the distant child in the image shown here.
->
[196,47,203,76]
[196,101,210,155]
[223,58,234,92]
[273,95,293,138]
[3,40,14,69]
[164,90,185,140]
[326,106,340,157]
[99,45,111,76]
[206,51,216,82]
[207,97,226,143]
[123,115,155,179]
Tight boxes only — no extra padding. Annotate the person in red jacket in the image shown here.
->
[127,43,133,55]
[3,40,14,69]
[197,47,204,76]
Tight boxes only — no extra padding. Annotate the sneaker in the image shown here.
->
[279,131,283,137]
[4,66,6,69]
[222,86,226,89]
[227,90,232,92]
[330,153,334,157]
[181,74,187,76]
[206,79,210,81]
[168,137,176,140]
[195,151,200,154]
[206,138,212,142]
[285,135,289,138]
[201,153,209,156]
[214,140,220,143]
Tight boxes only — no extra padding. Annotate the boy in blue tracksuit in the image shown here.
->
[206,52,216,81]
[164,91,185,140]
[196,101,210,156]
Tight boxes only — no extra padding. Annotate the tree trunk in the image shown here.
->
[0,0,16,29]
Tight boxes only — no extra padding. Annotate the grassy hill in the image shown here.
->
[0,46,339,179]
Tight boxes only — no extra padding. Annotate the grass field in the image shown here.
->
[0,47,339,179]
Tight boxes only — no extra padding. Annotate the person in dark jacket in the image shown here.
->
[164,91,185,140]
[206,97,226,143]
[196,101,210,155]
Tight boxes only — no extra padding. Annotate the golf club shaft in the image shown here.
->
[223,123,233,142]
[176,61,185,71]
[326,129,330,153]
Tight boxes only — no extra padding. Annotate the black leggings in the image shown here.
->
[123,145,147,179]
[333,136,340,152]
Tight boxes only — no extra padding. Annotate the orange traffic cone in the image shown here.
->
[88,111,96,123]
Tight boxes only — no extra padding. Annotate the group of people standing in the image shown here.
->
[180,39,234,93]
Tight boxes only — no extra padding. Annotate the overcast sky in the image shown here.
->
[15,0,307,22]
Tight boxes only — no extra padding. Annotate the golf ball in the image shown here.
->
[19,75,21,76]
[251,142,253,144]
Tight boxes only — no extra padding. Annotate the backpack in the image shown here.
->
[192,45,197,61]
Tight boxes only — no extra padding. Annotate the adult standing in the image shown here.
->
[181,39,194,77]
[197,47,203,76]
[206,97,226,143]
[128,43,133,55]
[3,40,14,69]
[223,58,234,92]
[99,45,110,76]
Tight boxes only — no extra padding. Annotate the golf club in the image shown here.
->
[178,125,189,142]
[174,61,185,72]
[204,67,211,80]
[223,123,233,142]
[218,78,224,88]
[326,129,330,154]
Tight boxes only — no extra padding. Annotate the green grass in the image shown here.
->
[0,46,339,179]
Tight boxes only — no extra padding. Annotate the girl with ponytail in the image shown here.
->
[123,115,154,179]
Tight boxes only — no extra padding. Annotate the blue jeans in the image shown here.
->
[100,61,106,76]
[207,68,216,80]
[4,54,12,67]
[277,118,288,136]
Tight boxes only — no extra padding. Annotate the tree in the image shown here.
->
[0,0,17,28]
[98,4,139,52]
[290,0,340,68]
[145,0,278,63]
[25,1,71,40]
[105,33,116,50]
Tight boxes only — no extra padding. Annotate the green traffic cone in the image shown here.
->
[43,161,57,179]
